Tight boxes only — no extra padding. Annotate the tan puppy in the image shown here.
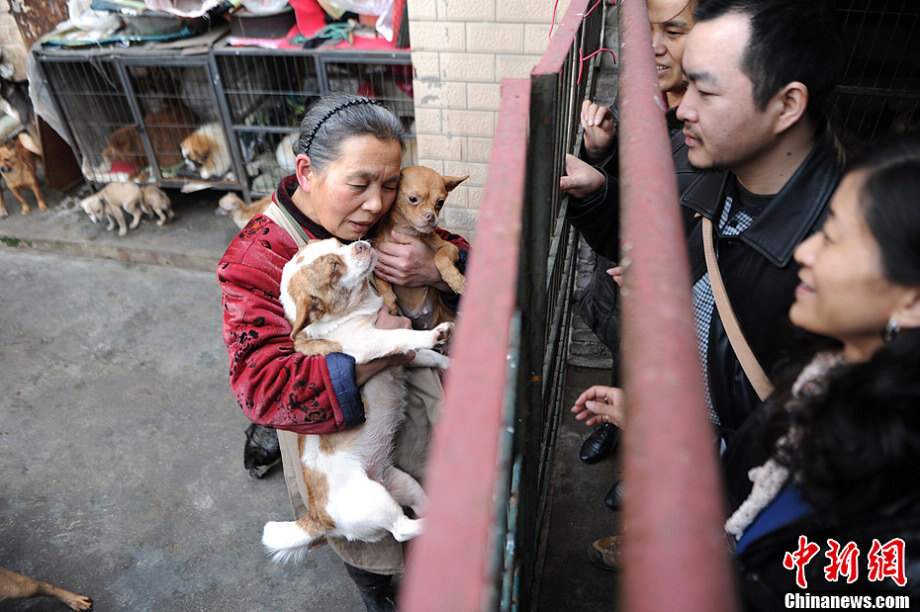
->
[0,132,46,218]
[180,122,231,180]
[374,166,469,329]
[80,182,145,237]
[141,185,174,226]
[216,192,271,229]
[0,564,92,610]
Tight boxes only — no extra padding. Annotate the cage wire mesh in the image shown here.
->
[830,0,920,151]
[213,50,415,196]
[35,47,414,197]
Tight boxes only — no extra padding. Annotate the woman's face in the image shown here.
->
[300,134,402,241]
[790,171,910,361]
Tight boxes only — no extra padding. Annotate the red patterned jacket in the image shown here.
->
[217,176,469,434]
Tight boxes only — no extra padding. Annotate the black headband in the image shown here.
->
[302,98,382,155]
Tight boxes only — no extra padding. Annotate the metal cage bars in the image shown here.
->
[615,1,738,610]
[400,0,603,609]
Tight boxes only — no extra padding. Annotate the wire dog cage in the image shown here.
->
[212,43,415,197]
[830,0,920,151]
[33,41,414,200]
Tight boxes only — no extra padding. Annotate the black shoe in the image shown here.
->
[579,423,621,463]
[244,423,281,479]
[605,480,625,511]
[344,563,397,612]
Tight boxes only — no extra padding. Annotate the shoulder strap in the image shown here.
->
[702,217,774,401]
[264,191,310,247]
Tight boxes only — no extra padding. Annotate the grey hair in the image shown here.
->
[292,92,406,174]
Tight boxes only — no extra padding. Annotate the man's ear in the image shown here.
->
[294,153,314,192]
[771,81,809,135]
[893,288,920,331]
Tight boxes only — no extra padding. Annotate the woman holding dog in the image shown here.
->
[218,92,469,611]
[572,135,920,604]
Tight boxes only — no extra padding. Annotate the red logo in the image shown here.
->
[782,537,907,589]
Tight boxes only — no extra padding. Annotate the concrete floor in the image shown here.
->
[0,184,621,611]
[0,189,369,611]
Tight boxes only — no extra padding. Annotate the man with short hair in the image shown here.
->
[564,0,846,571]
[568,0,844,439]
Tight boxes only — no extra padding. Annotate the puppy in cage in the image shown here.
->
[180,122,232,180]
[102,102,198,179]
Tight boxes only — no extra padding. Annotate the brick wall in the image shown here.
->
[407,0,571,240]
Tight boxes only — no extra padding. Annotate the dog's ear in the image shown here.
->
[442,174,470,192]
[289,292,325,339]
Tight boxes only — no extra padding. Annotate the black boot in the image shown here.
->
[579,422,621,463]
[243,423,280,478]
[344,563,397,612]
[604,479,625,511]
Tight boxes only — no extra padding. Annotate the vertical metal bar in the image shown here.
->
[401,78,531,612]
[616,1,738,610]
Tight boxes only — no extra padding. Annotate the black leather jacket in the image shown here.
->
[681,131,843,438]
[568,127,844,440]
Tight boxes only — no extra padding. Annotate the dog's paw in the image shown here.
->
[410,349,449,369]
[432,322,454,346]
[391,516,424,542]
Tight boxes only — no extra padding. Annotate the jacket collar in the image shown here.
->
[680,130,844,268]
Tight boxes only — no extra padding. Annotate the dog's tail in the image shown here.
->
[262,520,322,564]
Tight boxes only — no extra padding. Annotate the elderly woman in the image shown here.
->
[218,93,469,611]
[573,135,920,604]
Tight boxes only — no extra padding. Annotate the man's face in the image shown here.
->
[676,13,778,174]
[648,0,695,96]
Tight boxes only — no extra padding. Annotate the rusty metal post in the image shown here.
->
[400,78,531,612]
[617,0,739,610]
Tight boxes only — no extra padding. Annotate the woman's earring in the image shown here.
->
[884,315,901,343]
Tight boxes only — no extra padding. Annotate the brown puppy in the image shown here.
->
[102,103,197,177]
[216,192,271,229]
[373,166,468,329]
[0,132,46,218]
[0,564,92,610]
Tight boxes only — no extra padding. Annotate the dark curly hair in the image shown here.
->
[763,134,920,518]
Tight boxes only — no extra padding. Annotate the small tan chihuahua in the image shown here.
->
[374,166,469,330]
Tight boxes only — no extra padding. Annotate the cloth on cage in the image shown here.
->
[287,0,398,49]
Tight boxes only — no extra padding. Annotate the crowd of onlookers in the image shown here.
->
[560,0,920,607]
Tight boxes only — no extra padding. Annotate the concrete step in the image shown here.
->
[0,184,240,273]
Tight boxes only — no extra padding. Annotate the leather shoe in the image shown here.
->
[579,422,621,463]
[588,535,624,571]
[604,480,625,511]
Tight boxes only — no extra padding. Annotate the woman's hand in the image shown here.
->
[572,385,626,428]
[560,154,606,200]
[354,307,415,385]
[581,99,617,159]
[375,231,450,291]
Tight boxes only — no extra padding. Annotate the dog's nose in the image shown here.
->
[424,212,436,224]
[353,241,369,253]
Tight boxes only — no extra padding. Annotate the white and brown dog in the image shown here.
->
[180,122,231,181]
[261,238,452,563]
